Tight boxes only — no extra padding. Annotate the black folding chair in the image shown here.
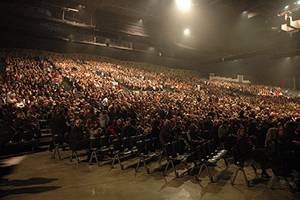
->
[231,146,258,187]
[111,138,123,169]
[129,136,138,154]
[98,135,110,162]
[135,140,150,174]
[39,120,52,137]
[195,142,214,182]
[89,138,100,166]
[52,134,63,160]
[161,141,178,177]
[69,141,83,165]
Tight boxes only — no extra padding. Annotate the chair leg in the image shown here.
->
[198,163,213,182]
[142,158,150,174]
[158,153,163,165]
[89,151,95,164]
[231,168,240,185]
[163,160,170,176]
[56,146,62,160]
[73,151,79,164]
[223,158,228,168]
[170,160,178,178]
[269,175,278,189]
[205,164,214,182]
[95,152,99,166]
[241,167,249,186]
[118,156,123,170]
[251,163,258,177]
[111,154,121,169]
[196,164,204,180]
[58,150,62,160]
[283,177,295,191]
[52,145,59,159]
[52,147,56,159]
[70,151,74,162]
[135,158,141,175]
[111,155,116,168]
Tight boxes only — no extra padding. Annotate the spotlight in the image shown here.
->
[183,28,190,36]
[298,1,300,5]
[176,0,191,13]
[284,5,289,9]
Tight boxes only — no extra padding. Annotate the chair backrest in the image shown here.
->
[39,119,49,130]
[53,134,61,145]
[130,136,137,149]
[144,138,152,154]
[108,134,114,143]
[112,138,123,151]
[150,137,159,152]
[22,130,33,141]
[204,141,212,155]
[210,140,218,152]
[195,145,203,160]
[136,140,145,154]
[99,135,109,148]
[176,139,186,155]
[136,134,144,141]
[11,132,20,142]
[163,142,172,157]
[90,138,98,149]
[171,141,178,157]
[122,137,130,149]
[199,144,207,159]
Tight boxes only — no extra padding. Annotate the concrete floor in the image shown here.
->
[1,151,299,200]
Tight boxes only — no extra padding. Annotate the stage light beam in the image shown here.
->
[176,0,191,13]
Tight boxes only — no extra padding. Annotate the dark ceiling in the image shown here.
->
[1,0,300,63]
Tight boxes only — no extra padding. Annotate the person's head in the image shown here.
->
[163,119,171,128]
[266,127,278,145]
[238,125,246,137]
[130,119,136,126]
[74,119,81,128]
[278,125,284,137]
[93,121,98,128]
[116,119,123,126]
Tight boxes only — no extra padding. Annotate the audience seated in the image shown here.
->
[0,51,300,190]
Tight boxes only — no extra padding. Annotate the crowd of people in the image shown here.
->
[0,51,300,189]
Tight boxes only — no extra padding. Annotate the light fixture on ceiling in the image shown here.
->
[183,28,190,36]
[175,0,192,13]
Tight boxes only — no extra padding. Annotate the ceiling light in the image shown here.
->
[183,28,190,36]
[176,0,191,13]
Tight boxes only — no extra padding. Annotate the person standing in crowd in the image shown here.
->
[122,118,137,138]
[159,120,174,146]
[50,107,67,150]
[68,119,87,151]
[218,120,229,147]
[99,110,110,130]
